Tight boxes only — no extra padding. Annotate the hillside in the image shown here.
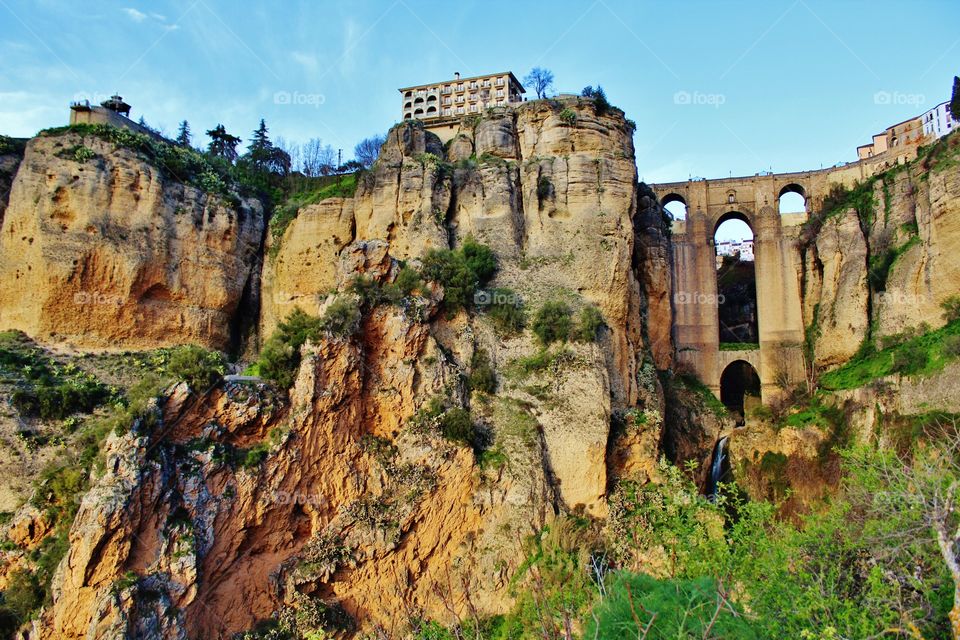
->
[0,102,959,639]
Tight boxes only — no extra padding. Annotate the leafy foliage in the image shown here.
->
[467,348,497,395]
[255,308,325,389]
[531,301,573,346]
[165,345,226,392]
[0,331,113,421]
[419,237,497,314]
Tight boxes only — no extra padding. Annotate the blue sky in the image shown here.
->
[0,0,957,186]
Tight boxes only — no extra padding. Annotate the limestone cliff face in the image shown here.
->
[37,299,557,638]
[25,100,674,638]
[0,133,264,351]
[263,100,668,515]
[801,137,960,366]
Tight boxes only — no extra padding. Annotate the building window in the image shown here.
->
[496,78,504,86]
[457,83,464,91]
[496,89,504,97]
[457,107,464,114]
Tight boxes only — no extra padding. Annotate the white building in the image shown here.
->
[921,101,956,140]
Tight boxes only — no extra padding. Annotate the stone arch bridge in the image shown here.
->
[651,166,864,406]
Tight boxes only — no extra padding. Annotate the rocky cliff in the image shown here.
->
[0,132,264,352]
[0,99,676,638]
[801,134,960,365]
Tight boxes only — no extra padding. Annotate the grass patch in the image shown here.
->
[719,342,759,351]
[820,319,960,390]
[268,174,358,255]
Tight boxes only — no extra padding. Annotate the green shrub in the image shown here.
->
[485,289,525,336]
[586,573,757,639]
[0,569,43,628]
[468,348,497,395]
[558,108,577,125]
[571,305,604,342]
[942,295,960,323]
[891,341,928,375]
[419,237,497,314]
[943,334,960,358]
[255,308,325,388]
[166,345,226,392]
[394,266,422,296]
[537,175,552,203]
[532,301,572,345]
[319,296,362,338]
[0,336,113,420]
[438,408,476,447]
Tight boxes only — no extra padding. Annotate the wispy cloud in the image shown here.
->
[291,51,318,73]
[122,8,147,22]
[122,7,179,31]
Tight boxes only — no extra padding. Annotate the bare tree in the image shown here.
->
[846,418,960,639]
[301,138,337,177]
[354,133,386,169]
[524,67,555,99]
[274,136,301,174]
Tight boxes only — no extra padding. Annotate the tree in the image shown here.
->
[353,134,386,169]
[243,119,291,175]
[523,67,554,99]
[206,124,242,162]
[301,138,336,177]
[842,417,960,639]
[952,76,960,122]
[175,120,192,147]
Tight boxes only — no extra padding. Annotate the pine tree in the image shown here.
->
[206,124,241,162]
[175,120,192,147]
[951,76,960,122]
[242,119,290,175]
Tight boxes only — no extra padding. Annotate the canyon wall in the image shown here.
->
[0,132,264,352]
[15,99,675,637]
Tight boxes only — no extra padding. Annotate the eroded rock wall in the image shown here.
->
[0,133,264,351]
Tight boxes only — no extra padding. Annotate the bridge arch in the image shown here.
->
[661,193,688,220]
[719,359,761,424]
[714,212,758,345]
[778,183,807,214]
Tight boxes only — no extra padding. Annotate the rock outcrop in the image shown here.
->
[801,136,960,364]
[22,99,675,638]
[0,132,264,351]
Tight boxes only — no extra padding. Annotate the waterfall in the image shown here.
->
[705,436,729,502]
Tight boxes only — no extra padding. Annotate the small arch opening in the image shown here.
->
[715,212,757,345]
[404,101,412,109]
[662,193,688,220]
[778,184,806,214]
[719,360,761,425]
[414,97,424,105]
